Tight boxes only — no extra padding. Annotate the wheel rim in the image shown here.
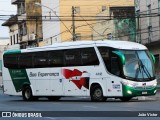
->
[93,88,102,99]
[25,89,31,99]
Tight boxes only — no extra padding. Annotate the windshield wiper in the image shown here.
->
[135,61,143,81]
[139,59,152,80]
[134,59,152,81]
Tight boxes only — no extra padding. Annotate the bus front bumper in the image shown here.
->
[122,84,157,97]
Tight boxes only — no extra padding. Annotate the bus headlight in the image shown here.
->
[127,90,132,94]
[154,90,157,93]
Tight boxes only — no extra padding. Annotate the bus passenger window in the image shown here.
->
[98,47,110,71]
[33,52,48,68]
[48,51,64,67]
[111,57,120,76]
[4,54,18,69]
[19,53,33,68]
[81,48,99,66]
[64,49,81,66]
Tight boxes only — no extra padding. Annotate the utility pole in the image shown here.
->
[36,16,39,47]
[72,6,76,41]
[137,13,141,43]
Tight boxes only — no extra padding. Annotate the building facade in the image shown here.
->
[93,6,135,41]
[40,0,134,45]
[0,37,10,82]
[3,0,43,49]
[2,15,19,46]
[135,0,160,77]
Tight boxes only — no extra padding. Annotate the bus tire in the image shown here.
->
[22,86,33,101]
[120,97,132,102]
[48,96,61,101]
[90,85,106,102]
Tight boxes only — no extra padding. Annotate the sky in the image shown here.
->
[0,0,16,38]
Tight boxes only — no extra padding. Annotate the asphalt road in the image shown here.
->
[0,90,160,120]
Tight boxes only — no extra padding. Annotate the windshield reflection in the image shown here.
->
[120,50,155,81]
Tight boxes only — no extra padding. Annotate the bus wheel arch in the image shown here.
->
[90,83,107,102]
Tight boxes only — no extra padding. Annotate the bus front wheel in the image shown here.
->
[22,86,34,101]
[90,85,106,102]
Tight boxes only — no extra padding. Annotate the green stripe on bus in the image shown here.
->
[9,69,30,92]
[4,49,21,55]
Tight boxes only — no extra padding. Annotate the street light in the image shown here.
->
[35,2,73,42]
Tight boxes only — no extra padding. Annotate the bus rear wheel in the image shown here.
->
[22,86,34,101]
[120,97,132,102]
[91,85,106,102]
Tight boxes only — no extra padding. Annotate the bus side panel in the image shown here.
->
[106,75,123,97]
[26,68,64,96]
[27,68,51,96]
[62,67,89,96]
[49,68,64,96]
[2,67,21,96]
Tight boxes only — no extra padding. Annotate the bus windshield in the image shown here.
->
[120,50,155,81]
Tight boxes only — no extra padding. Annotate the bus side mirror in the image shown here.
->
[150,52,155,64]
[112,51,126,65]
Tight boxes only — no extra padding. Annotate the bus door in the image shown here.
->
[98,47,122,97]
[106,53,123,96]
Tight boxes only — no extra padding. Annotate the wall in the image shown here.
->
[59,0,134,42]
[136,0,160,77]
[41,0,134,43]
[41,0,61,44]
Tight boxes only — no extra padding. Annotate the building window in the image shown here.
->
[19,22,27,36]
[74,7,80,14]
[10,36,12,45]
[135,0,140,12]
[147,1,152,43]
[17,34,19,44]
[102,6,106,12]
[146,0,151,6]
[75,33,81,40]
[148,26,152,43]
[17,2,25,15]
[13,35,15,44]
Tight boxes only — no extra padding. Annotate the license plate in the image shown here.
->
[142,92,147,95]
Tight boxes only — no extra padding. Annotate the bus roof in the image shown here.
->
[4,40,148,54]
[26,40,147,50]
[95,40,147,50]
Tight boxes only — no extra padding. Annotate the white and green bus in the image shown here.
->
[2,40,157,101]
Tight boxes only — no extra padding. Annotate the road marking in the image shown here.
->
[45,117,57,120]
[83,106,97,109]
[52,103,62,105]
[138,96,156,100]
